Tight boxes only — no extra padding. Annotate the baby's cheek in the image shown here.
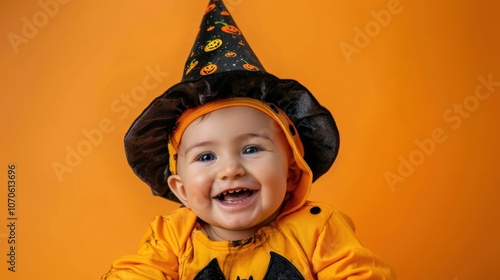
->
[189,194,211,209]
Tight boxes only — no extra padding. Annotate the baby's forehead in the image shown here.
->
[179,105,288,143]
[189,105,282,129]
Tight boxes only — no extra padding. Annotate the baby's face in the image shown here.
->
[168,106,294,241]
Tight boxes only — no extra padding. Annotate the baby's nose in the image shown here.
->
[217,157,246,180]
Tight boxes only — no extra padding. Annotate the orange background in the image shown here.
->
[1,0,499,279]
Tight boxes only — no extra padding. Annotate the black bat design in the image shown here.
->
[194,251,305,280]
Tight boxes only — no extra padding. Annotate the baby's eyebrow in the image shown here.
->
[183,141,214,155]
[238,132,273,142]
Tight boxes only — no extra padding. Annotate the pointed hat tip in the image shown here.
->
[181,0,266,82]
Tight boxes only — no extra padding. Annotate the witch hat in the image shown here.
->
[124,0,339,203]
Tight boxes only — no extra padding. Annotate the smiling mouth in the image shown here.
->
[215,189,255,203]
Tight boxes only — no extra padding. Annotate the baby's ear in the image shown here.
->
[286,160,302,193]
[167,175,190,207]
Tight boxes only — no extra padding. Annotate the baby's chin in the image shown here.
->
[200,211,280,241]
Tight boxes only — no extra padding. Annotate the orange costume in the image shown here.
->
[103,202,394,279]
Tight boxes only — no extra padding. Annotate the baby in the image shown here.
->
[102,1,395,279]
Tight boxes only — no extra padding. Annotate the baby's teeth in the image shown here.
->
[220,189,250,197]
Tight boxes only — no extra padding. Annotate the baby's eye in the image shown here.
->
[243,145,261,154]
[196,153,216,162]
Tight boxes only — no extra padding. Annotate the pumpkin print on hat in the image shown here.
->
[204,39,223,52]
[200,63,218,76]
[242,60,259,71]
[185,59,199,75]
[205,3,216,14]
[215,21,241,35]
